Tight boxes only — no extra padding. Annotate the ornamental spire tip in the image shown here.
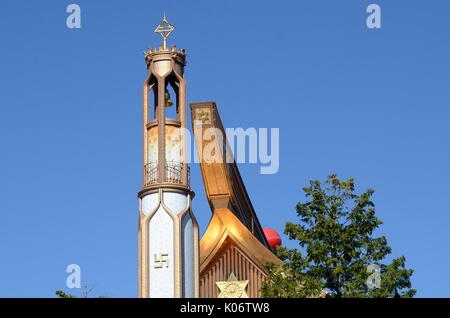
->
[154,14,174,50]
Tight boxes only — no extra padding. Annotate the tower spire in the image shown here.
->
[139,19,198,299]
[154,14,175,50]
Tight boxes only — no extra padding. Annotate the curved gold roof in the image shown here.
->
[200,208,282,273]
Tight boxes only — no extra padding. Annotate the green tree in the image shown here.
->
[55,283,102,298]
[262,174,415,298]
[55,290,77,298]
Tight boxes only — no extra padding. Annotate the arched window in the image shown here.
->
[164,74,179,121]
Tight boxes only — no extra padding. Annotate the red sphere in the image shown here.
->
[263,228,282,248]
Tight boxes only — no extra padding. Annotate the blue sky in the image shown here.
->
[1,0,449,297]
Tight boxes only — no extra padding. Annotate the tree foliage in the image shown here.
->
[262,174,415,298]
[55,290,77,298]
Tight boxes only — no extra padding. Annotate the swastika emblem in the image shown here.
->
[154,253,169,269]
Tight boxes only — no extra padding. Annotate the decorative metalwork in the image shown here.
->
[144,161,190,186]
[154,14,174,50]
[144,162,158,185]
[166,161,187,184]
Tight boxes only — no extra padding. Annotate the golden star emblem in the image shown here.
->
[195,109,211,124]
[216,273,249,298]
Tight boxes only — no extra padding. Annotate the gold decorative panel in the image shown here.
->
[200,244,267,298]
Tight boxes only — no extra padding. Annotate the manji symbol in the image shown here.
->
[154,253,170,269]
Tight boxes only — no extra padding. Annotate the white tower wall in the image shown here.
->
[141,191,197,298]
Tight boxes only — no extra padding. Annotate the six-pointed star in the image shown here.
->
[216,273,249,298]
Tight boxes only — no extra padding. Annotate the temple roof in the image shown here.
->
[190,101,270,249]
[200,208,282,273]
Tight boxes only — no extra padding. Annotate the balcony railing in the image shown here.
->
[144,161,190,186]
[144,162,158,185]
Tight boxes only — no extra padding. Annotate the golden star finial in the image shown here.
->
[216,273,249,298]
[154,14,174,50]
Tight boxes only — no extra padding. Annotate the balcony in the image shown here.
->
[144,161,190,186]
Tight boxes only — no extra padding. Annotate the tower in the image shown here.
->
[138,16,199,298]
